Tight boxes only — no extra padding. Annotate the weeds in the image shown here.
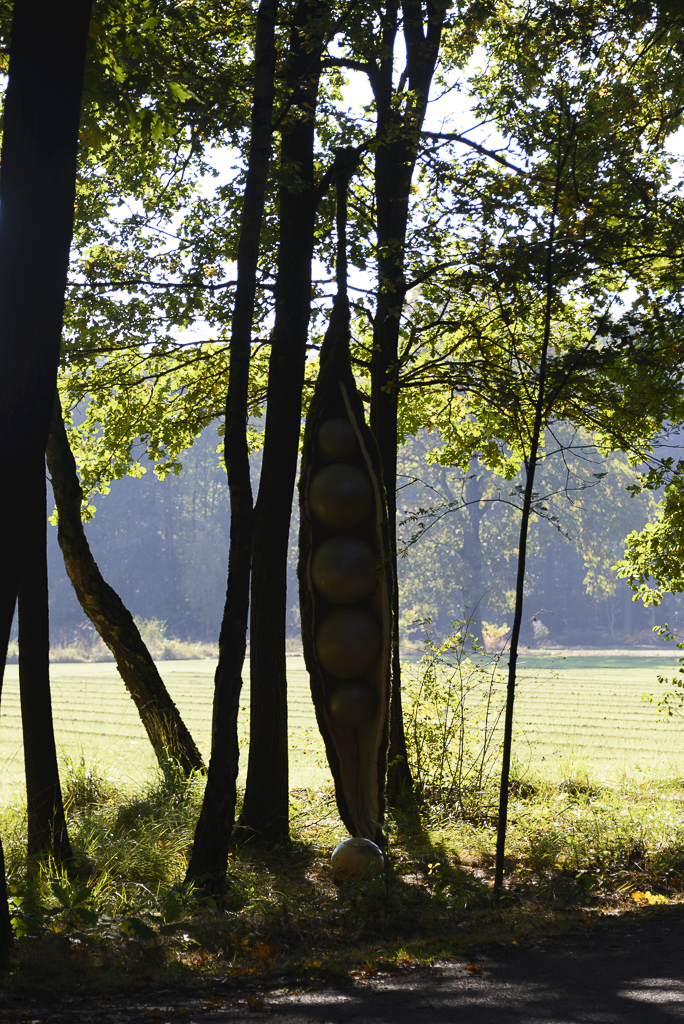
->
[61,753,114,811]
[133,618,218,661]
[402,625,505,823]
[5,619,219,664]
[1,747,683,995]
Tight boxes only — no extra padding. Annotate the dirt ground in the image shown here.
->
[2,906,683,1023]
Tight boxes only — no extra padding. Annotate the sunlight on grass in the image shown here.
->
[1,652,683,995]
[2,654,683,808]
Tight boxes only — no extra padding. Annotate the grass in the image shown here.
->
[1,651,684,997]
[1,752,683,999]
[2,654,683,805]
[0,657,330,802]
[512,654,684,773]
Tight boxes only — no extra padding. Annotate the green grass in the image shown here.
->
[513,655,684,774]
[0,657,332,805]
[2,749,684,999]
[2,654,683,806]
[2,652,684,996]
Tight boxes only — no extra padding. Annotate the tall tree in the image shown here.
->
[460,465,486,648]
[46,396,204,775]
[18,457,72,866]
[400,0,684,891]
[187,0,279,883]
[368,0,447,803]
[238,0,329,843]
[0,0,93,963]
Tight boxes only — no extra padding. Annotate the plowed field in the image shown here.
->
[1,653,683,803]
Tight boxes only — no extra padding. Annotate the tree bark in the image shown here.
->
[238,0,327,843]
[187,0,279,885]
[47,396,204,775]
[371,0,445,806]
[0,0,92,965]
[19,456,72,866]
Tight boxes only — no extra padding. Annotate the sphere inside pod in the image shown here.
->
[315,607,381,679]
[331,837,384,881]
[328,680,377,729]
[308,463,372,530]
[312,535,378,604]
[318,418,357,461]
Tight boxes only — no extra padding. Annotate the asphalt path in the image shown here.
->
[2,908,683,1023]
[268,908,684,1023]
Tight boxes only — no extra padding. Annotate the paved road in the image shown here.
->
[3,908,683,1023]
[268,908,684,1023]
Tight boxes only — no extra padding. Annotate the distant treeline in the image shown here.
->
[42,425,683,650]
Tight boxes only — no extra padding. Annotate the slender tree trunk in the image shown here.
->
[19,456,72,865]
[0,0,92,964]
[238,0,326,843]
[493,432,543,893]
[187,0,279,884]
[494,129,569,893]
[371,0,444,806]
[47,396,204,775]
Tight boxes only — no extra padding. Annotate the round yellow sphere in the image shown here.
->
[308,463,372,530]
[315,607,381,679]
[318,418,357,461]
[331,837,384,881]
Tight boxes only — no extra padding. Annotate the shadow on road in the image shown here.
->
[270,906,684,1023]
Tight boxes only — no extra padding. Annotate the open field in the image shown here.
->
[0,657,331,803]
[512,653,684,775]
[1,653,684,804]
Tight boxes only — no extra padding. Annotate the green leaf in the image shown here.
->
[120,917,157,940]
[159,922,186,935]
[50,882,72,909]
[163,895,183,923]
[168,82,197,103]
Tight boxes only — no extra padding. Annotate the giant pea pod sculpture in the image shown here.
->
[298,319,392,843]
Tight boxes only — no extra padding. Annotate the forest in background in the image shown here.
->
[39,421,681,651]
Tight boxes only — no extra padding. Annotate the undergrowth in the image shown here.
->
[5,619,219,664]
[1,752,683,997]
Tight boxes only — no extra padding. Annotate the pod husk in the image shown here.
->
[298,296,392,843]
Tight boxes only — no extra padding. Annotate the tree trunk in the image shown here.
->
[187,0,279,885]
[19,456,72,866]
[238,0,326,843]
[371,0,445,807]
[0,0,92,965]
[46,396,204,775]
[494,126,569,894]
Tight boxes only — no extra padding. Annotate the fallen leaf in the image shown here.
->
[632,890,668,905]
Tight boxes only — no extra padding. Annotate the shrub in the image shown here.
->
[403,625,505,823]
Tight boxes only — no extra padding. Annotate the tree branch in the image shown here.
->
[420,130,534,177]
[321,56,374,75]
